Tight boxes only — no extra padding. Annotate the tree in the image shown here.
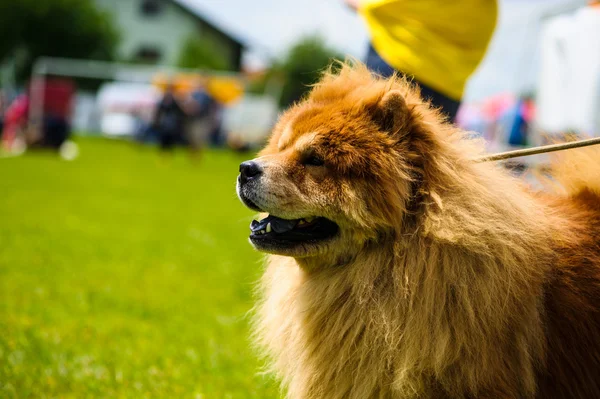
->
[276,35,344,107]
[0,0,119,82]
[177,35,230,72]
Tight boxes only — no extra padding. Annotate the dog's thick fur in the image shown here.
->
[248,64,600,398]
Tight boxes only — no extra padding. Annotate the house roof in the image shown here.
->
[169,0,247,48]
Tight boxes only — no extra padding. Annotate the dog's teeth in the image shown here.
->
[298,220,305,226]
[266,223,272,233]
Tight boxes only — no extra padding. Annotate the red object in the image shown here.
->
[481,93,515,122]
[2,94,30,146]
[30,78,75,119]
[520,99,536,123]
[5,94,29,125]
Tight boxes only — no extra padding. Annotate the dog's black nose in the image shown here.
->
[239,161,262,183]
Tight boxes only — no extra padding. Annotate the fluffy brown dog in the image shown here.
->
[236,63,600,399]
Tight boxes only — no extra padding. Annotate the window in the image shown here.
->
[140,0,163,16]
[136,47,162,63]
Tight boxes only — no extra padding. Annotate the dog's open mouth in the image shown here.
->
[249,214,338,248]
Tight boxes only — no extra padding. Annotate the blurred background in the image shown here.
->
[0,0,598,397]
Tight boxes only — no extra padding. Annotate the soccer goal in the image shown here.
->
[28,56,281,146]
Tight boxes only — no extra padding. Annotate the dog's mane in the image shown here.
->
[254,63,599,398]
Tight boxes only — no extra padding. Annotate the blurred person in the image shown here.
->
[184,79,219,157]
[0,90,6,138]
[506,95,535,147]
[2,93,30,152]
[153,84,185,151]
[25,78,75,151]
[41,78,74,149]
[345,0,497,121]
[207,102,225,147]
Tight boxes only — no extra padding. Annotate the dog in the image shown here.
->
[236,63,600,398]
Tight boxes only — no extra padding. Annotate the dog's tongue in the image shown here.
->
[250,215,298,233]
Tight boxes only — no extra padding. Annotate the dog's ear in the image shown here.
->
[372,90,410,136]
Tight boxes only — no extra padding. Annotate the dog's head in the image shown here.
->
[237,64,453,261]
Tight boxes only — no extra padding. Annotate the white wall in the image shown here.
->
[96,0,200,65]
[464,0,587,102]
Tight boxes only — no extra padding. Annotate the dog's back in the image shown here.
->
[538,149,600,398]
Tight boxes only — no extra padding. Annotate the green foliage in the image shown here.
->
[0,0,119,81]
[275,35,344,107]
[0,138,278,398]
[177,35,230,71]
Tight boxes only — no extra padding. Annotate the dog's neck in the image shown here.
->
[271,224,550,397]
[295,252,355,271]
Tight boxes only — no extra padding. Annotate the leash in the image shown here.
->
[475,137,600,163]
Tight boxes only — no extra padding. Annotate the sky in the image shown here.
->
[179,0,587,101]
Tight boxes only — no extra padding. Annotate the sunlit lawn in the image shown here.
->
[0,137,278,398]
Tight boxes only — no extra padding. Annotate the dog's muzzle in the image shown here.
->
[237,160,264,212]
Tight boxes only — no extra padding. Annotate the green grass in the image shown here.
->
[0,138,278,398]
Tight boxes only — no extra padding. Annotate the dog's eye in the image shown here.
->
[304,154,325,167]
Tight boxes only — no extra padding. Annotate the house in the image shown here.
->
[94,0,245,71]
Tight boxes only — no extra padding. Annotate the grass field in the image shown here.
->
[0,138,279,398]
